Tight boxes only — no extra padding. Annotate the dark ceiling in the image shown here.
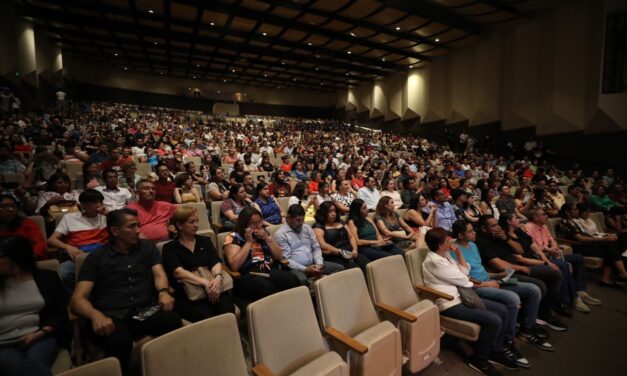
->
[15,0,552,92]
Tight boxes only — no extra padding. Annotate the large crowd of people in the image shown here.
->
[0,101,625,376]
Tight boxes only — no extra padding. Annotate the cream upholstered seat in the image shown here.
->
[277,196,291,213]
[315,269,402,376]
[404,248,480,341]
[547,218,603,269]
[55,357,121,376]
[589,212,608,233]
[211,200,224,232]
[141,313,247,376]
[247,286,349,376]
[365,255,441,374]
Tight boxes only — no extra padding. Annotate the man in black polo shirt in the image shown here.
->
[475,215,567,332]
[70,208,181,369]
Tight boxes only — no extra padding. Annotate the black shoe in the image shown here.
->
[542,315,568,331]
[518,330,555,352]
[533,325,549,339]
[598,280,623,289]
[468,358,504,376]
[505,343,531,369]
[488,351,519,371]
[553,304,573,318]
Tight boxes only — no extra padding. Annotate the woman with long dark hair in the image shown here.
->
[346,199,403,260]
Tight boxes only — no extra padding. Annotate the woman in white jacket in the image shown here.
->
[422,227,515,376]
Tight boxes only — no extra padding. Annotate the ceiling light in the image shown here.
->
[264,74,268,77]
[395,26,401,31]
[223,79,227,82]
[114,53,118,56]
[435,38,440,42]
[320,82,323,85]
[349,32,356,37]
[192,76,196,79]
[381,57,386,62]
[232,69,235,72]
[293,78,296,81]
[345,73,349,76]
[196,64,200,67]
[123,67,128,70]
[210,22,215,26]
[281,61,285,65]
[307,42,312,46]
[148,9,154,14]
[153,41,158,45]
[409,65,413,69]
[160,72,164,75]
[315,67,319,71]
[262,32,267,36]
[347,51,352,54]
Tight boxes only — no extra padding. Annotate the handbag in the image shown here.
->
[457,286,486,310]
[182,266,233,301]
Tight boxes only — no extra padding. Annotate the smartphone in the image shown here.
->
[132,305,160,321]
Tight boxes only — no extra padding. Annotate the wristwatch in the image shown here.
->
[158,288,170,295]
[215,273,224,279]
[543,261,549,266]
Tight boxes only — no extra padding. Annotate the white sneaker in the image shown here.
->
[577,291,602,305]
[574,297,591,313]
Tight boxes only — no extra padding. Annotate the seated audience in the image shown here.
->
[375,196,422,250]
[288,182,316,223]
[274,204,344,285]
[0,194,47,259]
[174,173,201,203]
[422,228,516,375]
[312,201,370,272]
[380,177,403,210]
[404,194,437,230]
[206,167,230,202]
[575,202,627,251]
[127,179,177,241]
[0,236,69,376]
[331,179,355,213]
[315,181,333,207]
[36,172,80,235]
[80,160,103,190]
[253,182,284,226]
[220,184,254,231]
[70,208,181,371]
[153,164,176,203]
[479,188,500,220]
[495,185,526,220]
[357,176,380,211]
[347,199,403,260]
[400,177,420,208]
[223,206,300,301]
[424,190,457,232]
[162,206,235,322]
[96,169,132,211]
[268,170,291,198]
[117,161,141,197]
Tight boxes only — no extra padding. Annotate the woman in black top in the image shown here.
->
[312,201,370,273]
[162,207,234,322]
[0,236,69,376]
[258,155,274,172]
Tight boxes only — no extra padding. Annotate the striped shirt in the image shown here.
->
[54,212,108,247]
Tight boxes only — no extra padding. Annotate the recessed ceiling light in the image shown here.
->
[435,38,440,42]
[347,51,352,54]
[315,67,319,70]
[320,82,323,85]
[148,9,154,14]
[345,73,349,76]
[160,72,164,75]
[153,41,158,45]
[264,74,268,77]
[210,22,215,26]
[307,42,312,46]
[114,53,118,56]
[196,64,200,67]
[232,69,235,72]
[395,26,401,31]
[349,32,356,37]
[293,78,296,81]
[223,79,227,82]
[262,32,267,36]
[123,67,128,70]
[192,76,196,79]
[409,65,413,69]
[281,61,285,65]
[381,57,386,61]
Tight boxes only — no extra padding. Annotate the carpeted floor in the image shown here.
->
[415,282,627,376]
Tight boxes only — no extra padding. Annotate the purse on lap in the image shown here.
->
[182,266,233,301]
[457,286,486,310]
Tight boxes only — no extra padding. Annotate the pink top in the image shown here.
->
[523,222,557,251]
[127,201,177,241]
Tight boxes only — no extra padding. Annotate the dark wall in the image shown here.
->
[238,102,334,118]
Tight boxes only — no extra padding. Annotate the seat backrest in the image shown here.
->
[27,215,47,239]
[136,163,153,178]
[36,259,60,274]
[217,232,231,260]
[547,218,560,238]
[141,313,247,376]
[315,268,381,337]
[247,286,328,375]
[366,255,418,311]
[64,162,83,180]
[267,224,282,237]
[75,252,90,281]
[404,247,429,286]
[56,357,122,376]
[179,202,211,232]
[156,240,171,255]
[3,172,25,184]
[589,212,607,233]
[211,200,223,227]
[276,197,291,213]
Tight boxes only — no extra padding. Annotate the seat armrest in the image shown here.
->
[556,237,580,246]
[325,327,368,355]
[252,364,276,376]
[222,263,241,279]
[375,302,417,323]
[415,285,454,301]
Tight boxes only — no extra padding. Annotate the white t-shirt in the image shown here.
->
[56,91,66,100]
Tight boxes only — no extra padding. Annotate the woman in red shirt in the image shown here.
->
[0,194,47,259]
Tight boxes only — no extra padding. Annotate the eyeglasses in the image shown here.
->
[0,204,18,209]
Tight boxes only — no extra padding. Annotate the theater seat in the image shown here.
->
[404,248,480,342]
[315,269,402,376]
[211,200,224,232]
[366,255,441,374]
[178,202,217,247]
[547,218,603,269]
[141,314,248,376]
[247,286,349,376]
[55,357,121,376]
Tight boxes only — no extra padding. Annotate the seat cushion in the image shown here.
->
[402,301,441,374]
[351,321,402,376]
[290,352,349,376]
[583,257,603,269]
[51,349,72,374]
[440,316,480,341]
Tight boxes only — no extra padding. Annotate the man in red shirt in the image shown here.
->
[153,164,176,203]
[99,147,126,172]
[127,179,176,241]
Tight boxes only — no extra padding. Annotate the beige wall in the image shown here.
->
[64,57,336,108]
[338,0,626,136]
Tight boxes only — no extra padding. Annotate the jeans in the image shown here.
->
[552,254,586,304]
[0,336,58,376]
[477,281,541,339]
[60,260,75,292]
[441,299,508,359]
[516,265,562,318]
[291,261,345,285]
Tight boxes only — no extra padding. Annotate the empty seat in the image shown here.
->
[248,286,349,376]
[404,248,480,341]
[55,357,121,376]
[141,314,247,376]
[315,269,402,376]
[366,255,441,374]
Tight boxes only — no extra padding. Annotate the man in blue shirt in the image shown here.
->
[451,220,553,365]
[423,190,457,232]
